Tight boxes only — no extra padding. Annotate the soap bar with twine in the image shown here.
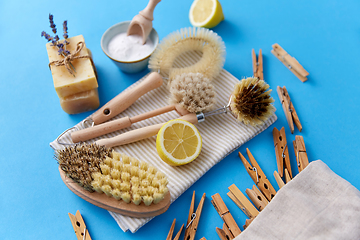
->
[46,34,98,98]
[42,14,99,114]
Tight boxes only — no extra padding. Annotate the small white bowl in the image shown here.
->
[101,21,159,73]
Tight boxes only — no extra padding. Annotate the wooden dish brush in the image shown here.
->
[70,73,216,143]
[95,77,275,148]
[55,143,171,217]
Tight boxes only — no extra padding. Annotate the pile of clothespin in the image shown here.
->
[213,125,309,238]
[214,44,310,235]
[208,128,309,239]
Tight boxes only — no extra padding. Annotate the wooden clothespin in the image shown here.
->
[273,127,293,179]
[68,210,92,240]
[184,191,206,240]
[211,193,242,239]
[273,171,285,189]
[277,86,302,133]
[227,184,259,219]
[271,43,309,82]
[293,135,309,172]
[243,218,255,230]
[252,49,264,80]
[245,185,269,212]
[238,149,277,202]
[166,219,183,240]
[284,168,291,183]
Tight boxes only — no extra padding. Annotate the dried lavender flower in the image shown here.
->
[63,20,68,39]
[41,14,71,56]
[49,14,57,34]
[41,31,53,42]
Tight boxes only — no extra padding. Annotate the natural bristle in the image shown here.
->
[55,143,112,192]
[169,72,216,113]
[56,144,168,206]
[148,27,226,83]
[230,77,275,126]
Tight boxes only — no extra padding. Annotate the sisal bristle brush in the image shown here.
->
[55,143,170,217]
[148,27,226,84]
[169,72,216,113]
[70,73,216,143]
[95,77,275,148]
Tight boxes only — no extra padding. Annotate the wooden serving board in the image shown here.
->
[59,166,171,218]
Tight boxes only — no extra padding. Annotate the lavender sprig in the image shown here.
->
[49,14,57,34]
[42,14,75,75]
[63,20,68,40]
[42,14,70,55]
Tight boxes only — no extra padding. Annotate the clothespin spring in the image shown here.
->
[186,213,197,229]
[281,53,292,70]
[251,167,259,184]
[83,227,86,240]
[282,144,288,158]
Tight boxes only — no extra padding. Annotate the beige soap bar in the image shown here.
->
[60,88,100,114]
[46,35,98,98]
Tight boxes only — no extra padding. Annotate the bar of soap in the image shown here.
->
[46,35,98,98]
[60,88,100,114]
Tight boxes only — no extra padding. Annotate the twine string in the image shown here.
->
[49,41,91,76]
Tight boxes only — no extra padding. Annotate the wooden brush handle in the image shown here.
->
[92,72,163,125]
[139,0,161,21]
[71,105,178,143]
[71,117,132,143]
[95,113,198,148]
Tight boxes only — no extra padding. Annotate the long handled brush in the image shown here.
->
[96,77,275,148]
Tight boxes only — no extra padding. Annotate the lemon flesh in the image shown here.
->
[156,119,202,166]
[189,0,224,28]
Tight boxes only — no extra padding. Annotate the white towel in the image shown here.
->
[50,51,277,232]
[235,160,360,240]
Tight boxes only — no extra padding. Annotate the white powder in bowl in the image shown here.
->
[107,32,155,61]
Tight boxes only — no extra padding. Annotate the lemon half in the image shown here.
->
[189,0,224,28]
[156,119,202,166]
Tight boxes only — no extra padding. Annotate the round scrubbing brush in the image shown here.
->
[169,72,216,113]
[230,77,275,126]
[183,77,275,126]
[148,27,226,83]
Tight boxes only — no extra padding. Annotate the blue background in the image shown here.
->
[1,0,360,239]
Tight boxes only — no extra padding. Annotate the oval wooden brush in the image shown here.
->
[55,143,171,217]
[95,77,275,148]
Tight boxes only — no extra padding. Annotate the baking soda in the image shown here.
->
[108,33,154,61]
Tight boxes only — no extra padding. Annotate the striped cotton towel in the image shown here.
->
[50,51,277,232]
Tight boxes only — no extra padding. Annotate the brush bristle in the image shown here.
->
[230,77,275,126]
[148,27,226,83]
[56,144,169,205]
[55,143,113,192]
[169,72,216,113]
[92,152,168,205]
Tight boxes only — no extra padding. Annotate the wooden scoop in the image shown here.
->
[127,0,161,44]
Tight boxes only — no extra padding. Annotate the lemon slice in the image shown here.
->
[189,0,224,28]
[156,119,202,166]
